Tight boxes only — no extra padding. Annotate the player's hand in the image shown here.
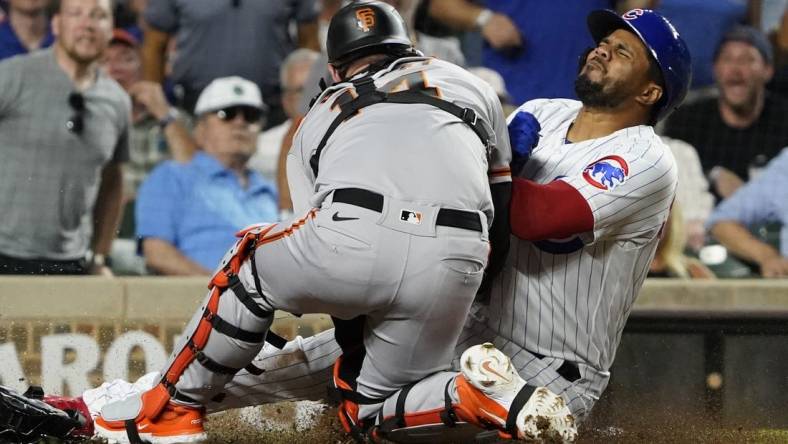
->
[685,220,707,252]
[508,111,540,174]
[481,13,522,50]
[758,256,788,278]
[710,166,744,199]
[128,81,171,121]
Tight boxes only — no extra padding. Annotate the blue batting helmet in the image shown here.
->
[587,9,692,122]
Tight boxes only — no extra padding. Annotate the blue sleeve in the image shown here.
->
[135,163,180,244]
[707,149,788,229]
[144,0,179,33]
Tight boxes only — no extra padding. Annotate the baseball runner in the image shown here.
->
[0,6,690,444]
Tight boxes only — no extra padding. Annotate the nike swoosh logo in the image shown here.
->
[138,424,149,431]
[481,360,511,383]
[332,211,359,222]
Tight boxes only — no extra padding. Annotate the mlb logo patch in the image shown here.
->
[400,210,422,225]
[582,155,629,190]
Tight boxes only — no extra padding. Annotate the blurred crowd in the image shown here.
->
[0,0,786,279]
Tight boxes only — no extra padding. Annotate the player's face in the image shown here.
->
[575,29,655,109]
[713,41,773,112]
[53,0,113,65]
[102,43,142,91]
[197,108,263,164]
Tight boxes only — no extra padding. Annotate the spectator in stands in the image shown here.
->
[426,0,644,104]
[707,148,788,278]
[649,204,715,279]
[0,0,128,276]
[653,0,754,91]
[661,137,715,252]
[249,48,319,185]
[102,28,194,203]
[0,0,53,59]
[135,76,278,276]
[664,26,788,200]
[141,0,320,128]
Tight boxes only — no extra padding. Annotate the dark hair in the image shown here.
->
[51,0,115,15]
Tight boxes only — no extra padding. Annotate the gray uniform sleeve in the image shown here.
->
[483,83,512,184]
[287,120,314,214]
[144,0,179,33]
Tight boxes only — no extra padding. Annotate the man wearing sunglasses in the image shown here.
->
[134,76,278,276]
[0,0,129,276]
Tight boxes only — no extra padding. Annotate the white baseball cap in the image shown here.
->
[194,76,266,115]
[467,66,511,104]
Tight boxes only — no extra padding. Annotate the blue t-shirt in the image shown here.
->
[656,0,747,89]
[0,20,54,60]
[483,0,612,104]
[707,148,788,257]
[136,152,279,270]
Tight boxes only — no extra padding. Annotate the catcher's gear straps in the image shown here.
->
[371,378,538,443]
[309,75,493,177]
[327,316,394,443]
[136,220,309,422]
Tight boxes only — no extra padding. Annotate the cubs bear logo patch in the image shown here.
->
[582,155,629,190]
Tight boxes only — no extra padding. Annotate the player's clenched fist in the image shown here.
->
[508,110,540,173]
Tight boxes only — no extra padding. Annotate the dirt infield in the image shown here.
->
[198,403,788,444]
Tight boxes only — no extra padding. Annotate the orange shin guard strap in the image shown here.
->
[163,287,222,385]
[139,383,171,421]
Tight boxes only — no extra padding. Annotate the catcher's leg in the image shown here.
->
[93,221,286,444]
[368,343,578,443]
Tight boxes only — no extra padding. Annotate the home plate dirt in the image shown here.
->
[196,402,788,444]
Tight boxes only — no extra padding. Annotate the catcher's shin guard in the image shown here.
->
[96,224,281,443]
[371,344,578,443]
[327,355,390,443]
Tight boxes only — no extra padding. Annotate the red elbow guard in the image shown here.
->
[510,178,594,241]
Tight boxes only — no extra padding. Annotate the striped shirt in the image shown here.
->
[487,99,677,396]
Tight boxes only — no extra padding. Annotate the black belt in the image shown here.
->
[332,188,483,233]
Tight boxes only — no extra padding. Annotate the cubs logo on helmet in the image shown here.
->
[582,155,629,190]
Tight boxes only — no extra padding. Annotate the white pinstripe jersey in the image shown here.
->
[488,99,677,387]
[287,56,511,219]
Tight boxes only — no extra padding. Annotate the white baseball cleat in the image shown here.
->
[459,343,578,442]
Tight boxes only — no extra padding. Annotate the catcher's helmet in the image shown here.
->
[587,9,691,122]
[326,0,413,65]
